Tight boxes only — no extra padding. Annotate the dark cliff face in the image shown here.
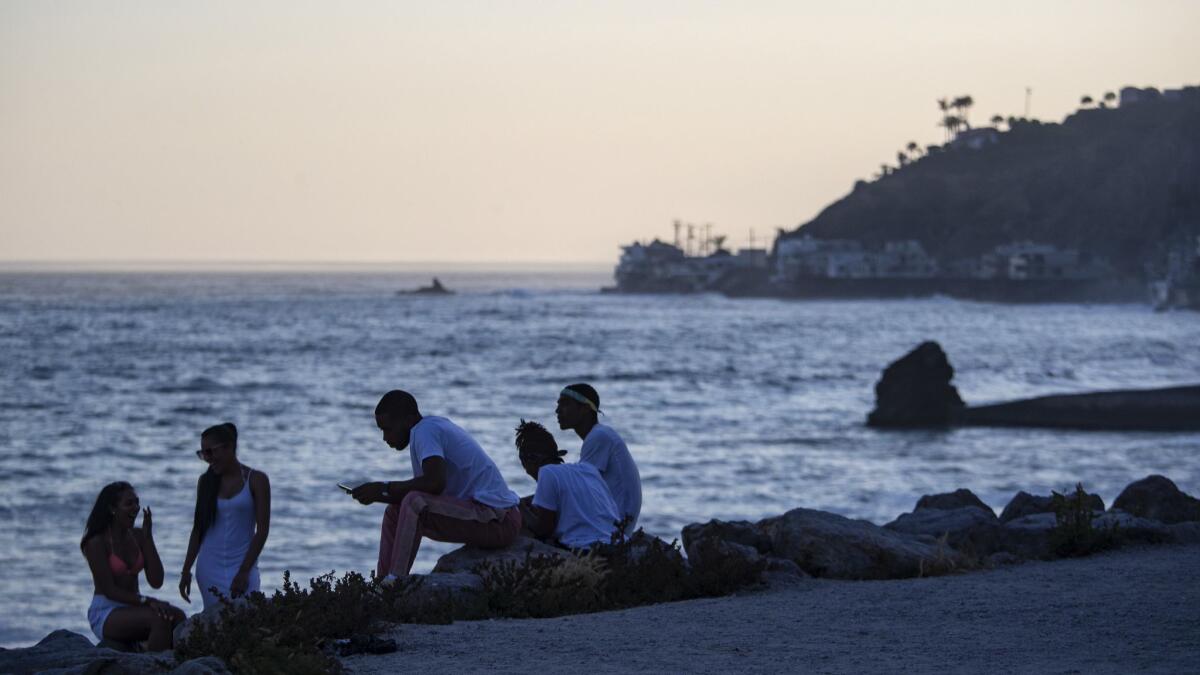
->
[793,87,1200,279]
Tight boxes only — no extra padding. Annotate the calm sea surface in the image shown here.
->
[2,266,1198,647]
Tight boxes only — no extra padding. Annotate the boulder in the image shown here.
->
[999,489,1104,523]
[914,488,992,512]
[884,505,999,549]
[433,536,569,574]
[173,604,223,647]
[1091,510,1173,544]
[992,512,1058,559]
[398,572,486,619]
[681,519,769,560]
[759,508,962,579]
[684,538,764,577]
[0,629,176,675]
[1111,475,1200,524]
[866,341,966,427]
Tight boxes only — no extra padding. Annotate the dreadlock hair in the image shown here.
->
[515,419,566,465]
[193,422,237,544]
[81,481,134,551]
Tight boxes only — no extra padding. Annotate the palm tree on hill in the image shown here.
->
[937,98,951,141]
[990,114,1004,129]
[1080,95,1094,107]
[952,95,975,130]
[1104,91,1117,106]
[906,141,920,157]
[940,114,964,139]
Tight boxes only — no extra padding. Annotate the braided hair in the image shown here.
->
[514,419,566,465]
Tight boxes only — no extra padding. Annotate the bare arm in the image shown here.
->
[238,471,271,575]
[137,518,164,589]
[177,476,203,603]
[180,476,203,575]
[352,456,447,505]
[83,537,143,605]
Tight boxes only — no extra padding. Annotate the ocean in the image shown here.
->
[1,265,1198,647]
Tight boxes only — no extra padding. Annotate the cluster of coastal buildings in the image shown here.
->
[616,235,1113,290]
[611,230,1200,306]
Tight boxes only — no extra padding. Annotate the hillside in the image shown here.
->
[790,87,1200,279]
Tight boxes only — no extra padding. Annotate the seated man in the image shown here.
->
[515,419,621,550]
[556,383,642,531]
[352,390,522,580]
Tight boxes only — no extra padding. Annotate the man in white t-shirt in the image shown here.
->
[556,383,642,532]
[351,390,521,580]
[514,420,620,549]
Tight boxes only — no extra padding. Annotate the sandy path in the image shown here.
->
[343,543,1200,674]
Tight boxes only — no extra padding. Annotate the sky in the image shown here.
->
[1,1,1197,264]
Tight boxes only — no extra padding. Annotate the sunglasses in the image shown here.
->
[195,442,227,459]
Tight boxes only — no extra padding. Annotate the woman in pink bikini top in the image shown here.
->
[81,482,185,651]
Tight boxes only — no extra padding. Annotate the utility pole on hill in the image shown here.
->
[1025,86,1032,118]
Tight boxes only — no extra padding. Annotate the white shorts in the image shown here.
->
[87,594,132,641]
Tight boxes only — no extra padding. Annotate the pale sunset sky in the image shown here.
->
[1,1,1196,264]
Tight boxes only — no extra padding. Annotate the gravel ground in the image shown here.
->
[343,543,1200,674]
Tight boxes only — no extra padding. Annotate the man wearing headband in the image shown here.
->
[352,390,522,581]
[556,383,642,532]
[514,420,621,550]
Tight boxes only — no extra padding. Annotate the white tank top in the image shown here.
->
[197,467,257,569]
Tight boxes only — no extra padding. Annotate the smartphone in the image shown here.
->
[337,483,354,494]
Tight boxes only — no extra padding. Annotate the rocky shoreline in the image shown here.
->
[5,473,1197,674]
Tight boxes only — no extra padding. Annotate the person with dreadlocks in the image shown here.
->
[352,390,522,582]
[556,383,642,531]
[515,420,621,550]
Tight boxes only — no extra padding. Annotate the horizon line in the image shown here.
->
[0,259,613,271]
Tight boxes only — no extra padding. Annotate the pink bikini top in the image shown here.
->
[108,535,145,577]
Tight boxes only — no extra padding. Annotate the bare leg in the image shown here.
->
[103,606,176,651]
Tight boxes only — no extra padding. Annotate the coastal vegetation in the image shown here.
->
[174,530,763,673]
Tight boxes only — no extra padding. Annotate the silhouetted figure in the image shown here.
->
[180,423,271,610]
[82,482,184,651]
[515,420,620,549]
[353,390,521,581]
[556,383,642,530]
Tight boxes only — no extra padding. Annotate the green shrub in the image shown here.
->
[1051,483,1120,557]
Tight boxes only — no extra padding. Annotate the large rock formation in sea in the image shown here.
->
[867,341,1200,430]
[783,86,1200,278]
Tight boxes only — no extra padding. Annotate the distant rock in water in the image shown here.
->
[867,341,1200,430]
[866,341,965,427]
[399,277,455,296]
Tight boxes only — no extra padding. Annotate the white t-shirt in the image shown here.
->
[532,463,621,549]
[579,423,642,530]
[409,416,519,509]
